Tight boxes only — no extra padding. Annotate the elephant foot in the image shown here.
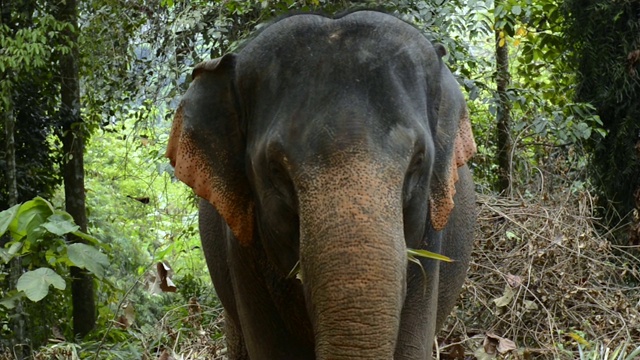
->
[224,312,249,360]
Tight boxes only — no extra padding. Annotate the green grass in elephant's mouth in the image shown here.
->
[287,248,452,283]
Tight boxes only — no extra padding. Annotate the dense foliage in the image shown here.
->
[563,0,640,226]
[0,5,67,210]
[0,77,62,209]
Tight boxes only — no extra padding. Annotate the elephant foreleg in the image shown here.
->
[224,311,249,360]
[395,237,441,360]
[436,165,475,331]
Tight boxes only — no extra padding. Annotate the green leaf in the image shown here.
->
[406,249,453,262]
[0,242,23,263]
[0,290,25,309]
[8,242,22,255]
[42,213,79,236]
[506,230,519,240]
[625,346,640,360]
[0,204,20,237]
[0,249,10,264]
[154,243,175,261]
[71,230,104,248]
[67,243,109,278]
[407,254,428,284]
[493,285,514,307]
[511,5,522,16]
[17,268,66,302]
[287,260,302,282]
[26,225,46,245]
[13,197,54,238]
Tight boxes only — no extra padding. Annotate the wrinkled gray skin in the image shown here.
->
[169,10,475,360]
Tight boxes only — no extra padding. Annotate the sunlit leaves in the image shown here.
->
[42,213,80,236]
[0,197,109,304]
[2,197,53,240]
[0,204,19,235]
[0,15,71,74]
[67,243,110,279]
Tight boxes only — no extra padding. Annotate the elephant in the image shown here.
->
[166,10,476,360]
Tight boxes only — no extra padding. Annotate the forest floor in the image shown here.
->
[439,192,640,359]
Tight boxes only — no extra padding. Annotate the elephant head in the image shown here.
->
[166,11,475,359]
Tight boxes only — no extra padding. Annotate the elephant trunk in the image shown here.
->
[297,156,407,360]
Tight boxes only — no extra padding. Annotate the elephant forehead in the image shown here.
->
[295,149,404,193]
[236,12,439,84]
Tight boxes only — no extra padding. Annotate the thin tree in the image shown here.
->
[2,74,27,360]
[57,0,96,337]
[494,0,513,195]
[1,2,27,356]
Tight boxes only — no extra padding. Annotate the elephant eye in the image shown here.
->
[269,161,282,177]
[404,149,428,203]
[409,152,425,173]
[268,160,296,207]
[268,161,287,184]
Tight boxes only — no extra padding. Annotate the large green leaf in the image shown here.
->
[67,243,109,278]
[13,197,54,238]
[0,204,20,237]
[42,213,79,236]
[16,268,66,302]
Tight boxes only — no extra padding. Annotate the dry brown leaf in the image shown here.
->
[497,337,517,353]
[506,273,522,287]
[446,343,466,359]
[114,303,135,329]
[115,315,129,329]
[486,333,517,354]
[483,334,498,355]
[188,296,202,327]
[51,325,65,341]
[157,261,177,293]
[157,349,173,360]
[473,347,495,360]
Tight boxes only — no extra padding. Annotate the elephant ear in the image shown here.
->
[429,65,477,231]
[166,54,255,246]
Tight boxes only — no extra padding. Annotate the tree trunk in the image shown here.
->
[631,139,640,246]
[57,0,96,338]
[3,84,27,360]
[495,1,513,195]
[2,1,27,356]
